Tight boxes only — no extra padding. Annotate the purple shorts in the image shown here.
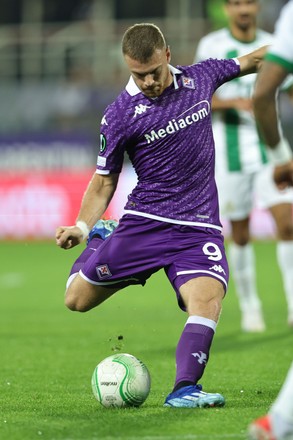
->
[80,214,229,310]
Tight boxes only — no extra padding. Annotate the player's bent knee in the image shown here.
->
[64,291,89,312]
[64,275,115,312]
[64,281,92,313]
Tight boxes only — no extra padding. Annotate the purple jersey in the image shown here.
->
[96,58,240,230]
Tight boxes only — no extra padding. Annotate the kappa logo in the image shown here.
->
[209,264,226,275]
[96,264,112,279]
[133,104,151,118]
[191,351,207,365]
[101,115,108,125]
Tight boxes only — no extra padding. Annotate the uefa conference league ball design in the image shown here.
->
[91,353,151,408]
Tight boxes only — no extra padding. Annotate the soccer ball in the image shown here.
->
[91,353,151,408]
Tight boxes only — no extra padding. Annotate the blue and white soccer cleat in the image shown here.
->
[163,384,225,408]
[87,219,118,244]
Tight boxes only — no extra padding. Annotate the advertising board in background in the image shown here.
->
[0,133,277,240]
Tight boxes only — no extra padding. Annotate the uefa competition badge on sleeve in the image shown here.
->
[100,134,107,154]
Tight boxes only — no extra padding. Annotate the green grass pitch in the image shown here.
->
[0,240,292,440]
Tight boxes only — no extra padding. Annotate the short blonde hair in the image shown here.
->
[122,23,166,63]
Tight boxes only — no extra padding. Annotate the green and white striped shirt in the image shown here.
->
[195,28,272,173]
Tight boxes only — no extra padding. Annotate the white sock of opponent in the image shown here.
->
[229,242,262,312]
[277,241,293,325]
[270,362,293,438]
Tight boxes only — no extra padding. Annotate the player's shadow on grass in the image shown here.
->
[139,328,292,359]
[212,328,292,353]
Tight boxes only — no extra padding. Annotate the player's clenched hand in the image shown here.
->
[273,161,293,189]
[55,225,84,249]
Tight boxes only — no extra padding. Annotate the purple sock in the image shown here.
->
[174,322,215,390]
[69,237,103,277]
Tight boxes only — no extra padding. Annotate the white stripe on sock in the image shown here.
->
[186,315,217,331]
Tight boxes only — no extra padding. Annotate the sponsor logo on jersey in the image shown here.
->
[182,76,195,89]
[209,264,226,275]
[133,103,151,118]
[144,100,210,144]
[192,351,207,364]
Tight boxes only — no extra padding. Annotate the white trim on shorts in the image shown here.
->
[176,269,228,289]
[124,209,223,231]
[79,270,140,286]
[66,273,78,289]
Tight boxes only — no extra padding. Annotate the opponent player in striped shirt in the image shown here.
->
[194,0,293,332]
[249,1,293,438]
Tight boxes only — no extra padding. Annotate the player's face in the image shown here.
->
[124,47,173,98]
[225,0,259,31]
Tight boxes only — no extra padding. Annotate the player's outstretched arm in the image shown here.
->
[55,172,119,250]
[237,45,269,76]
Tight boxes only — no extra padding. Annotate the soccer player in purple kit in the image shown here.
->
[56,23,267,408]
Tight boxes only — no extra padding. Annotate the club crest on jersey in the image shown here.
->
[96,264,112,279]
[182,76,195,89]
[133,103,151,118]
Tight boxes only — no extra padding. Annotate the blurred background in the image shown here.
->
[0,0,291,240]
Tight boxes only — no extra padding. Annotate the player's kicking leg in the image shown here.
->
[87,219,118,243]
[65,219,118,311]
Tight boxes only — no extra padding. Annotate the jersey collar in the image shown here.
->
[125,64,183,96]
